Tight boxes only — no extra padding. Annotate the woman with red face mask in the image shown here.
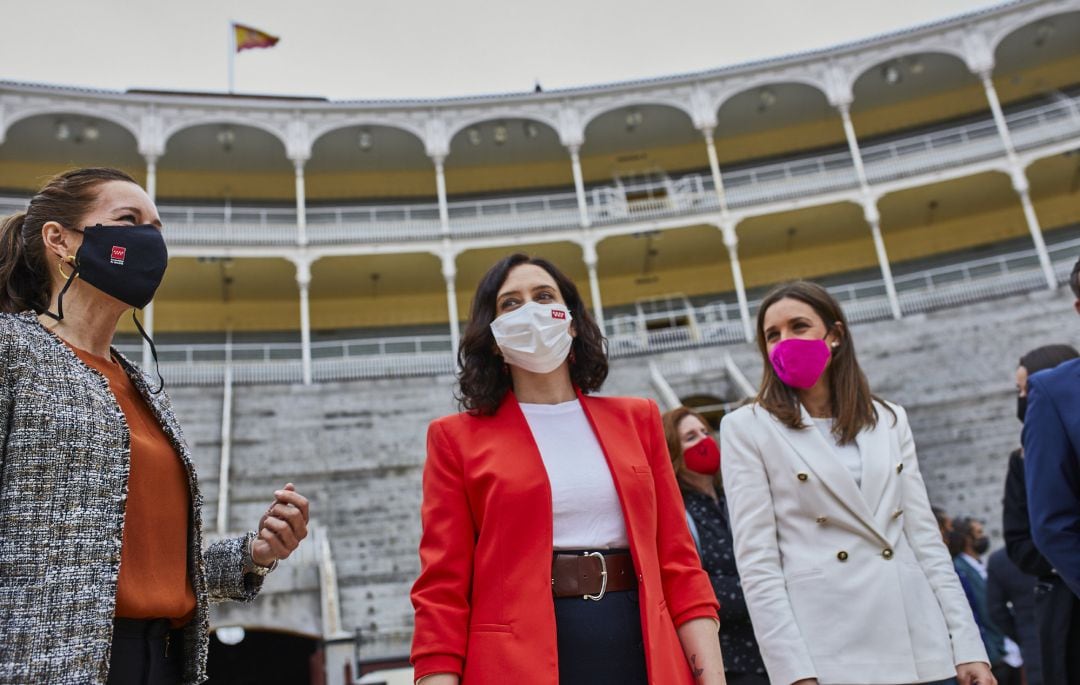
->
[719,281,994,685]
[663,407,768,685]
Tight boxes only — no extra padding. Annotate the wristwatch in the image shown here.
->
[244,536,278,577]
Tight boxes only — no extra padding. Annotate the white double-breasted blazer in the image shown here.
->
[720,400,987,685]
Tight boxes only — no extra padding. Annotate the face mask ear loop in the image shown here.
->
[131,309,164,394]
[42,260,79,321]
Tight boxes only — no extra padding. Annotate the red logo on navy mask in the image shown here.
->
[110,246,127,265]
[552,310,567,320]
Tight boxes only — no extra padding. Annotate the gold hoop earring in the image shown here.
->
[58,257,77,281]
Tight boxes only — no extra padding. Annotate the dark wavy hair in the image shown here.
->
[754,280,894,445]
[456,253,608,415]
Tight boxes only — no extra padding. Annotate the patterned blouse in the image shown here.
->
[682,487,768,678]
[0,312,263,684]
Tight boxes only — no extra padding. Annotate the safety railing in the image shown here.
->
[116,235,1080,385]
[8,94,1075,248]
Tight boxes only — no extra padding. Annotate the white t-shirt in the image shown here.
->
[519,400,629,550]
[812,417,863,486]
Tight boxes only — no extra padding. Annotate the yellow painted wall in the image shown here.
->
[0,161,148,195]
[136,184,1078,334]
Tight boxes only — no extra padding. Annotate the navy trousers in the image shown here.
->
[554,589,648,685]
[106,618,185,685]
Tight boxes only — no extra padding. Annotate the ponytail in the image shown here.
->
[0,212,50,314]
[0,167,138,315]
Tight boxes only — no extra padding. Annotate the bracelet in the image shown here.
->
[244,535,278,577]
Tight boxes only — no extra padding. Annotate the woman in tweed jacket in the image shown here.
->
[0,168,310,685]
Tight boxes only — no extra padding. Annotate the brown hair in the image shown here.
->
[457,253,608,415]
[0,167,138,314]
[662,406,722,491]
[754,281,894,445]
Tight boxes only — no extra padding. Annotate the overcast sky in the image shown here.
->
[0,0,997,101]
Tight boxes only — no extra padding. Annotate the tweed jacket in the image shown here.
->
[0,312,264,685]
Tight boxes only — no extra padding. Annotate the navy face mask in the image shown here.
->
[45,224,169,392]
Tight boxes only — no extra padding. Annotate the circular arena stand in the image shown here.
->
[2,1,1078,682]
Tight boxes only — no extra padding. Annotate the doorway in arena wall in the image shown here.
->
[207,627,322,685]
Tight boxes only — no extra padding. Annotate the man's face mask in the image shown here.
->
[46,224,169,392]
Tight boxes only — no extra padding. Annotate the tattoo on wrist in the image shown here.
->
[690,654,704,679]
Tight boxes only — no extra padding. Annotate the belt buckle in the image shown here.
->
[582,551,608,601]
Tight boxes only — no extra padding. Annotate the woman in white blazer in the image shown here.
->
[720,281,994,685]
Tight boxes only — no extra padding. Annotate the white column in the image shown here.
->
[296,260,313,385]
[979,71,1057,290]
[1012,170,1057,290]
[863,201,902,320]
[720,221,753,342]
[568,145,591,228]
[293,159,308,246]
[434,156,450,234]
[442,252,460,360]
[979,71,1019,163]
[582,241,605,333]
[143,154,158,369]
[701,128,729,213]
[145,155,158,204]
[837,102,902,320]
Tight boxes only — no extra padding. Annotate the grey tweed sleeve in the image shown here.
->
[203,533,265,603]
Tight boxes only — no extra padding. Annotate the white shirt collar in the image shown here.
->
[961,553,987,579]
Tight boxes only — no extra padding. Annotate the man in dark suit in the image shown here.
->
[1023,256,1080,681]
[987,547,1039,685]
[1006,343,1079,685]
[952,518,1007,673]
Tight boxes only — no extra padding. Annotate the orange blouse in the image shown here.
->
[71,345,197,624]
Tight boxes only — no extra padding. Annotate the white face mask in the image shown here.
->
[490,301,574,374]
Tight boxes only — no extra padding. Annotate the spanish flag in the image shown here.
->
[233,23,279,52]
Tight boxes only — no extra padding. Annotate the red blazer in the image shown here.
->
[410,390,719,684]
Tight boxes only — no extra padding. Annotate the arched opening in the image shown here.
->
[993,10,1080,106]
[877,172,1024,266]
[307,124,433,202]
[714,81,840,166]
[850,52,980,140]
[581,103,703,195]
[0,113,143,193]
[679,393,727,431]
[444,117,567,196]
[206,627,320,685]
[159,123,291,202]
[145,257,300,343]
[1027,152,1080,243]
[310,253,445,336]
[736,202,873,295]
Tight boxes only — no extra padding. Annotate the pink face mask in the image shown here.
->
[683,436,721,475]
[769,337,831,389]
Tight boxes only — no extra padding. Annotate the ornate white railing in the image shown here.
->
[5,94,1076,247]
[114,235,1080,385]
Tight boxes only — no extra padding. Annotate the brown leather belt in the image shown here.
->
[551,551,637,600]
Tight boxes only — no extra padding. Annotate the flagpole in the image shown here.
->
[227,21,236,93]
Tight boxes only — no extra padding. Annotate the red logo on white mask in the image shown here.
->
[551,310,567,320]
[110,246,127,265]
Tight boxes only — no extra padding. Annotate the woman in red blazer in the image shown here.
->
[411,253,724,685]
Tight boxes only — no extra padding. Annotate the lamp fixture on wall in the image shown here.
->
[493,123,509,145]
[882,63,902,85]
[55,120,100,144]
[357,128,374,151]
[216,127,236,153]
[757,88,777,112]
[625,109,644,132]
[524,121,540,139]
[467,127,482,146]
[1034,21,1055,47]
